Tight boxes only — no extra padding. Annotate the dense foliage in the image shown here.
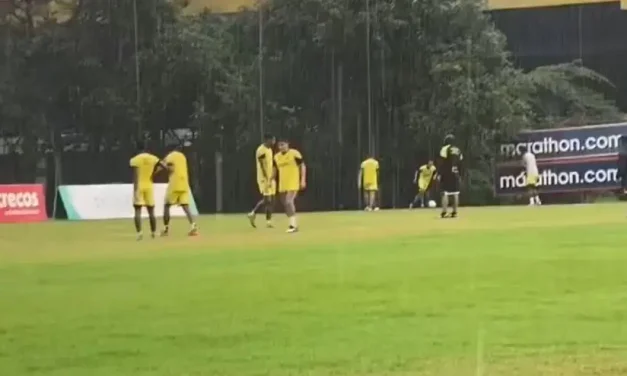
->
[0,0,621,210]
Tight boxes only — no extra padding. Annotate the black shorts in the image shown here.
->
[440,173,460,194]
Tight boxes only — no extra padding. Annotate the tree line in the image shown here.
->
[0,0,622,211]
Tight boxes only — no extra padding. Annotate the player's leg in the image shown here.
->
[146,205,157,238]
[248,198,265,228]
[145,188,157,237]
[451,193,459,218]
[410,193,419,208]
[161,203,171,236]
[177,191,198,235]
[530,176,541,205]
[368,191,376,210]
[440,193,449,218]
[363,189,370,210]
[526,185,535,206]
[180,205,198,236]
[372,190,380,211]
[419,190,426,208]
[450,174,460,217]
[161,187,174,235]
[424,186,431,207]
[264,195,274,228]
[440,175,450,218]
[248,182,266,227]
[133,188,147,240]
[285,191,298,232]
[534,188,542,205]
[278,192,290,229]
[134,205,143,240]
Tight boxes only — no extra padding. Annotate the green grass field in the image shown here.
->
[2,205,627,376]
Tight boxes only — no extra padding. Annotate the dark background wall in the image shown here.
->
[491,2,627,109]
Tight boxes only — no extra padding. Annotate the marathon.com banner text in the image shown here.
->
[499,123,627,160]
[495,158,620,195]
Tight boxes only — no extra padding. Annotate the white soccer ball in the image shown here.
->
[428,200,437,208]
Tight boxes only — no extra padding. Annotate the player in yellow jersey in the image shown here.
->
[161,145,198,236]
[248,134,276,228]
[129,141,162,240]
[410,160,436,208]
[274,139,306,233]
[358,156,379,211]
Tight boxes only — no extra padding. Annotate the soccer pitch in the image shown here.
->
[2,205,627,376]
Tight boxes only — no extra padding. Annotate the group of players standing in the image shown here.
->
[130,132,543,239]
[247,135,307,232]
[357,134,465,218]
[130,141,198,240]
[246,134,466,228]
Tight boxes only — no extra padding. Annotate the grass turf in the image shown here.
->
[1,205,627,375]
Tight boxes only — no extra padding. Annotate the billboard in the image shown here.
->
[495,155,619,195]
[499,122,627,160]
[0,184,47,223]
[487,0,623,10]
[496,123,626,195]
[58,184,198,220]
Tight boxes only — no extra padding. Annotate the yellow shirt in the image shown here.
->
[130,153,160,189]
[274,149,303,192]
[361,158,379,185]
[256,144,273,182]
[164,151,190,192]
[418,165,436,182]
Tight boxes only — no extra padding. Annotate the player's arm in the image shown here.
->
[457,152,464,175]
[296,157,306,188]
[413,169,419,184]
[258,154,269,180]
[357,168,363,188]
[272,159,278,181]
[131,168,138,194]
[129,157,139,193]
[152,159,167,179]
[376,164,380,185]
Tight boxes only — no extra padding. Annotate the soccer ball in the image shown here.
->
[428,200,437,208]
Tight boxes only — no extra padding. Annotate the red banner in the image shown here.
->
[0,184,47,223]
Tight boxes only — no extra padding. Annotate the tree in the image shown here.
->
[0,0,621,209]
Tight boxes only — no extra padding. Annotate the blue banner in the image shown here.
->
[495,156,621,195]
[499,122,627,160]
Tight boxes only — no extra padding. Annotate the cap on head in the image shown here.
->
[519,144,528,153]
[444,134,455,145]
[136,140,146,151]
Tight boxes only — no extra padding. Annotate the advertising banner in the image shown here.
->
[495,156,620,195]
[0,184,47,223]
[499,122,627,160]
[487,0,619,11]
[58,184,199,220]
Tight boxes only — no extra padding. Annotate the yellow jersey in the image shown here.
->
[274,149,303,192]
[256,144,273,182]
[418,164,436,182]
[130,152,160,189]
[164,150,190,192]
[361,158,379,186]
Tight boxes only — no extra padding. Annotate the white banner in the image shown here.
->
[58,184,199,220]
